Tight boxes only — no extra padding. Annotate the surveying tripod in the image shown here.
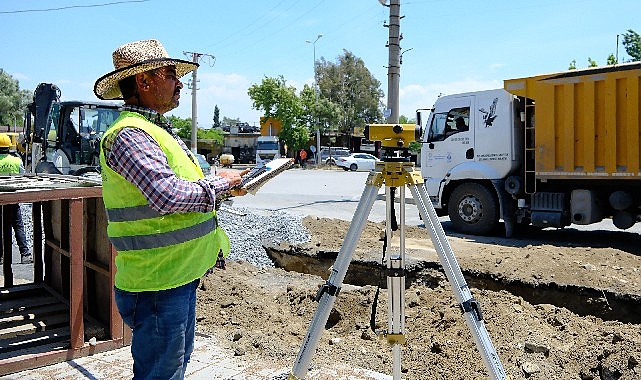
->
[289,159,510,380]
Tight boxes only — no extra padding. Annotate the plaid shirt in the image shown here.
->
[102,105,229,214]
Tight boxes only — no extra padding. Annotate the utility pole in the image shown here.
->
[183,51,215,154]
[306,34,323,164]
[384,0,401,124]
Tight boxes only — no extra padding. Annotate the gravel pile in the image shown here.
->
[10,203,309,269]
[218,206,311,268]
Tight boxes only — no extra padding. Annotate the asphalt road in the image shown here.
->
[230,167,425,226]
[230,166,641,236]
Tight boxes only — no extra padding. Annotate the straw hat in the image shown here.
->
[94,39,198,100]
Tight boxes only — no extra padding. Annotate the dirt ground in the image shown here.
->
[196,216,641,380]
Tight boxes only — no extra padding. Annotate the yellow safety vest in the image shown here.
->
[0,153,21,174]
[99,111,229,292]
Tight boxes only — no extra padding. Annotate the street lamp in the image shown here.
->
[306,34,323,164]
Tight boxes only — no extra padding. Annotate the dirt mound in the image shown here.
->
[196,217,641,380]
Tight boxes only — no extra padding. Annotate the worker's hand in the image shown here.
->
[216,168,250,187]
[216,168,251,197]
[230,188,247,197]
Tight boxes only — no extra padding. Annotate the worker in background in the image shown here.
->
[0,133,32,264]
[299,148,307,167]
[94,39,247,379]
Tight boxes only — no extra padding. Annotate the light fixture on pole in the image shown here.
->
[306,34,323,164]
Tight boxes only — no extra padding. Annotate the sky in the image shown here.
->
[2,0,640,129]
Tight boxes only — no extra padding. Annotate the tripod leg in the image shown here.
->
[408,177,509,380]
[290,172,383,380]
[385,185,405,380]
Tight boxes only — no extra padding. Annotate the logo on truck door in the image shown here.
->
[479,97,498,127]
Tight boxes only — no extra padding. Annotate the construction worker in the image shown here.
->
[94,39,248,379]
[0,133,32,264]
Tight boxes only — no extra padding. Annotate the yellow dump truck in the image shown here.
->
[418,62,641,236]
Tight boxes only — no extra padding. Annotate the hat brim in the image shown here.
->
[94,58,198,100]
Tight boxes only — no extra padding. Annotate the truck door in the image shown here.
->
[421,96,473,198]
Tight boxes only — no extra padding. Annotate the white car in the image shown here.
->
[335,153,380,172]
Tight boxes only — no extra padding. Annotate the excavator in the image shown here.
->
[22,83,121,176]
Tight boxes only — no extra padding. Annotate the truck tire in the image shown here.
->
[447,183,499,235]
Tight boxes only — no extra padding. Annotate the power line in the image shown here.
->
[0,0,150,14]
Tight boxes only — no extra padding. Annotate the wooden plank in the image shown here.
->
[0,327,69,357]
[0,303,68,327]
[1,295,59,315]
[0,314,69,340]
[0,283,43,300]
[69,198,85,349]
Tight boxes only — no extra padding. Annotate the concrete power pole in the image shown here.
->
[184,51,215,154]
[189,52,199,154]
[385,0,401,124]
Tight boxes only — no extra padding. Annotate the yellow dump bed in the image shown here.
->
[505,62,641,180]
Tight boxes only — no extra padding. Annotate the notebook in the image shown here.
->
[239,157,294,194]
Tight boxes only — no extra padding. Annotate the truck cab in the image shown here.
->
[419,89,521,234]
[255,135,280,164]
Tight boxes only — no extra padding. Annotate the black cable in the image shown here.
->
[0,0,150,14]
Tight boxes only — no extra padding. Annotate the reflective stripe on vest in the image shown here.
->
[108,216,217,251]
[99,112,227,292]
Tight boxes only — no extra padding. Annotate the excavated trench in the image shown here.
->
[265,244,641,325]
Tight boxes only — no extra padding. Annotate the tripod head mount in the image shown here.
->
[364,123,422,162]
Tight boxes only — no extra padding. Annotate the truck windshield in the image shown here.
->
[257,142,279,150]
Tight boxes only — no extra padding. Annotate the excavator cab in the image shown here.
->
[25,83,121,176]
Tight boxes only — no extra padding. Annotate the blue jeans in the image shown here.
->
[114,279,199,380]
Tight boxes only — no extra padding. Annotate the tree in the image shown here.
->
[197,127,224,144]
[622,29,641,61]
[222,116,240,128]
[248,75,301,129]
[298,84,340,136]
[212,105,221,129]
[316,50,384,136]
[248,75,302,152]
[568,59,577,70]
[170,115,223,144]
[0,69,31,127]
[279,123,311,155]
[169,115,193,139]
[587,57,598,67]
[607,54,617,65]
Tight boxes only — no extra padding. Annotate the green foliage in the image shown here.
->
[168,115,192,139]
[316,50,384,135]
[197,127,224,144]
[570,29,640,68]
[212,105,221,129]
[408,141,422,153]
[622,29,641,61]
[247,75,302,150]
[607,54,617,65]
[0,69,31,126]
[299,84,340,134]
[279,124,311,153]
[169,114,223,144]
[399,114,416,124]
[222,116,240,128]
[248,75,301,128]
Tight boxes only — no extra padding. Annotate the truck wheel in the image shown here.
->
[447,183,499,235]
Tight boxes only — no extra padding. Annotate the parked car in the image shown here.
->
[196,154,211,175]
[319,147,351,165]
[335,153,380,172]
